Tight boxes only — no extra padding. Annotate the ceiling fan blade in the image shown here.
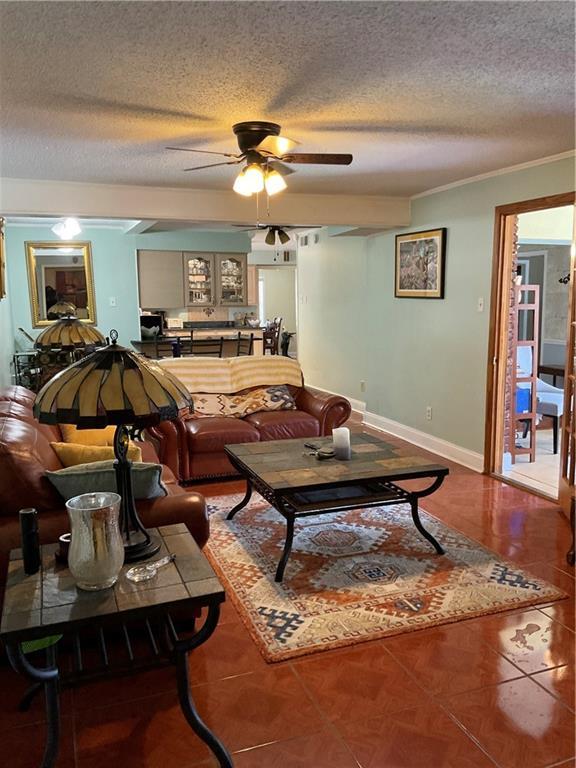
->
[256,135,299,156]
[268,160,296,177]
[278,229,291,245]
[182,160,243,172]
[265,229,276,246]
[167,146,242,159]
[281,153,353,165]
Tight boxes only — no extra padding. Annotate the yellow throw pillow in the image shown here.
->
[51,442,142,467]
[60,424,117,447]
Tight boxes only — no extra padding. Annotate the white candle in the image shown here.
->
[332,427,351,460]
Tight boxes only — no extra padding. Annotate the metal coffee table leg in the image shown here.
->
[226,478,253,520]
[409,497,444,554]
[275,513,295,582]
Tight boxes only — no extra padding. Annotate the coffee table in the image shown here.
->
[0,524,233,768]
[225,434,449,581]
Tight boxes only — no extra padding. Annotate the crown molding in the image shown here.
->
[412,150,576,200]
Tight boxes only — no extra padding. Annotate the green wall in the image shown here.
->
[297,231,368,399]
[298,156,575,456]
[0,291,14,388]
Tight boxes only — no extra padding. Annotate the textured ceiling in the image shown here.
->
[0,1,574,197]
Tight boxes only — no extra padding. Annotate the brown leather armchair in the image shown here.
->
[0,386,209,590]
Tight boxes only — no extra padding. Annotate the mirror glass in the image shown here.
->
[25,242,96,326]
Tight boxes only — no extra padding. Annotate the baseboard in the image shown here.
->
[307,384,484,472]
[363,411,485,473]
[307,383,366,416]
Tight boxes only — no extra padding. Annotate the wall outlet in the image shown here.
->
[360,380,366,393]
[426,406,432,421]
[477,297,484,312]
[109,296,117,307]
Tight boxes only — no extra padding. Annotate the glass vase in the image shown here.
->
[66,492,124,591]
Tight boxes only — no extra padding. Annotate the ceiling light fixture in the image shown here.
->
[233,163,287,198]
[52,217,82,239]
[232,169,253,197]
[264,169,287,196]
[243,164,265,193]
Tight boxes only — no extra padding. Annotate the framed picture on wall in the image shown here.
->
[395,228,446,299]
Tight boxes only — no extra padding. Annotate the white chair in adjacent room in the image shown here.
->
[517,346,564,454]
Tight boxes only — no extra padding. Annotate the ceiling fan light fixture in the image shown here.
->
[278,229,290,245]
[52,217,82,239]
[233,170,253,197]
[243,163,265,193]
[264,169,287,196]
[265,229,276,246]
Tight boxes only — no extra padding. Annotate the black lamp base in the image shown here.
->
[124,535,161,563]
[114,425,160,563]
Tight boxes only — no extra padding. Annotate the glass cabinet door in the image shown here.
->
[183,253,215,306]
[216,254,247,305]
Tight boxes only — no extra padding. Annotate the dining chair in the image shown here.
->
[263,319,282,355]
[236,332,254,356]
[184,331,224,357]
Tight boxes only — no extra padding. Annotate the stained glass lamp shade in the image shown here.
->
[46,300,78,319]
[35,316,106,350]
[34,331,193,561]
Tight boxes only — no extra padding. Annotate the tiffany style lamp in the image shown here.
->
[35,315,106,350]
[34,330,193,561]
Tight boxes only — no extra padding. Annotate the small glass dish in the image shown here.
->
[125,554,176,583]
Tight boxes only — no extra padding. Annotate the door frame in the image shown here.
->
[484,191,575,480]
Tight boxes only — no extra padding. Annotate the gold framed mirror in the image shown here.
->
[25,241,96,327]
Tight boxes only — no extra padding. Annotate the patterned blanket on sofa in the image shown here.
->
[157,356,304,394]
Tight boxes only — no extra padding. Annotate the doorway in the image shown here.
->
[485,193,575,507]
[257,265,298,356]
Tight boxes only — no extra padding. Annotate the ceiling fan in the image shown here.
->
[167,121,353,196]
[233,223,321,245]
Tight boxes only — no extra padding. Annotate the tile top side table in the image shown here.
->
[0,524,233,768]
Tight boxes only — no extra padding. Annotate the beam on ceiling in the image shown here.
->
[0,178,411,229]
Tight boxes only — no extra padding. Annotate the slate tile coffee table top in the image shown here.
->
[1,524,224,642]
[226,433,447,490]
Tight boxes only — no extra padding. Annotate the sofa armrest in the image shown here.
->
[145,420,183,482]
[296,388,351,435]
[137,491,209,549]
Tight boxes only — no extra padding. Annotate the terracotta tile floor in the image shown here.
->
[2,429,575,767]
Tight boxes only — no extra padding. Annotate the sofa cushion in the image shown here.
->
[0,400,62,442]
[60,424,117,446]
[193,384,297,419]
[46,461,167,501]
[244,410,320,441]
[50,442,142,466]
[0,385,37,408]
[184,417,260,454]
[0,417,64,516]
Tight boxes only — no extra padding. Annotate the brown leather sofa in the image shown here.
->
[0,386,209,589]
[148,386,352,483]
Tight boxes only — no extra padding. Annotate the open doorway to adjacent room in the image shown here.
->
[257,265,298,357]
[486,193,575,503]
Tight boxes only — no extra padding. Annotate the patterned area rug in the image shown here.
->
[204,493,566,662]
